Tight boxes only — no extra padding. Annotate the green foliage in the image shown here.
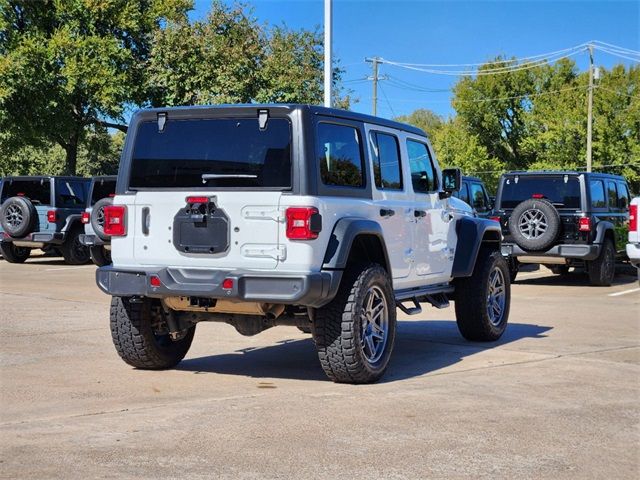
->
[399,57,639,194]
[394,109,443,138]
[0,0,191,174]
[148,2,348,107]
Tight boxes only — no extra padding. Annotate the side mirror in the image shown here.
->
[440,168,461,199]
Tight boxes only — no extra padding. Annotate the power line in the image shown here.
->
[379,84,396,117]
[385,43,589,68]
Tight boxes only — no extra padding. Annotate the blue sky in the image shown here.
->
[191,0,640,119]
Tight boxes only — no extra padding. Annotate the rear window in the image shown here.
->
[129,118,292,189]
[90,179,116,204]
[1,179,52,205]
[500,175,581,209]
[55,179,87,208]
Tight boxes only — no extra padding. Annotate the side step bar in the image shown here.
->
[395,284,454,315]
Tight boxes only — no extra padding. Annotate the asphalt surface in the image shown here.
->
[0,255,638,479]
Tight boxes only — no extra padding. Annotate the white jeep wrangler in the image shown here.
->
[97,105,510,384]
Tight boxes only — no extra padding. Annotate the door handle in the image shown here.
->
[380,208,395,218]
[141,207,150,235]
[414,210,427,218]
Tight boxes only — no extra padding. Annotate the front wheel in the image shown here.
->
[588,239,616,286]
[455,248,510,341]
[0,242,30,263]
[110,297,195,369]
[312,264,396,384]
[89,245,111,267]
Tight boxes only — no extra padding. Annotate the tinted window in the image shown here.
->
[470,183,488,212]
[607,181,618,209]
[90,179,116,204]
[453,182,470,204]
[500,176,581,209]
[1,179,52,205]
[616,181,630,210]
[590,180,606,208]
[130,118,291,189]
[318,123,364,188]
[407,140,436,193]
[370,132,402,190]
[56,180,87,208]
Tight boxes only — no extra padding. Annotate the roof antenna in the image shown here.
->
[258,109,269,131]
[157,112,167,132]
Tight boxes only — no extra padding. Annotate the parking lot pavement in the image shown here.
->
[0,257,638,479]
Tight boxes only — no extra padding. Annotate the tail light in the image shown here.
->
[630,204,637,231]
[489,216,501,223]
[579,217,591,232]
[286,207,321,240]
[81,212,90,224]
[186,196,210,204]
[222,278,234,290]
[149,275,162,287]
[47,210,57,223]
[103,205,127,236]
[532,193,544,199]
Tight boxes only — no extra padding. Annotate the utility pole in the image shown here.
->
[323,0,332,108]
[586,44,594,172]
[365,57,386,116]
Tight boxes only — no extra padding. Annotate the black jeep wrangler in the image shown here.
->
[492,171,630,286]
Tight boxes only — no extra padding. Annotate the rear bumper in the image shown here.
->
[79,234,107,247]
[501,242,601,261]
[96,266,341,308]
[2,232,65,245]
[627,243,640,267]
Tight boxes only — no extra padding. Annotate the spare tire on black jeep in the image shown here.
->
[508,198,560,251]
[0,196,37,238]
[91,197,112,242]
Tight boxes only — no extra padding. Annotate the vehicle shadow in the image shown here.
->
[515,269,637,287]
[176,320,552,383]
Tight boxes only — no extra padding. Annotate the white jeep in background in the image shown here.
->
[96,105,510,384]
[627,196,640,282]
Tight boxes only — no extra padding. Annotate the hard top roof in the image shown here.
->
[133,104,428,138]
[503,170,626,181]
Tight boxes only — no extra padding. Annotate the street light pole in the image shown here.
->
[324,0,332,108]
[586,44,594,172]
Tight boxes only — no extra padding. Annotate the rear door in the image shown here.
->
[126,115,292,270]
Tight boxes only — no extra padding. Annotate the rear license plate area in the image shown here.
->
[173,199,229,254]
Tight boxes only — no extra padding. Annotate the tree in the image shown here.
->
[394,109,443,138]
[148,2,349,108]
[452,57,541,171]
[432,118,503,190]
[0,0,191,174]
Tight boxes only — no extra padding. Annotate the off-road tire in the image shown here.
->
[0,196,37,238]
[89,245,111,267]
[455,248,510,341]
[110,297,195,369]
[312,264,396,384]
[91,197,112,242]
[0,242,30,263]
[509,198,560,251]
[588,239,616,286]
[61,225,90,265]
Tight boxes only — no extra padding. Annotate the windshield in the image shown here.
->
[1,179,52,205]
[500,175,581,209]
[90,179,116,205]
[129,118,292,189]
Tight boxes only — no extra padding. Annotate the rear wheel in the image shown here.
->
[61,225,90,265]
[455,248,510,341]
[110,297,195,369]
[0,242,30,263]
[89,245,111,267]
[312,264,396,384]
[588,239,616,286]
